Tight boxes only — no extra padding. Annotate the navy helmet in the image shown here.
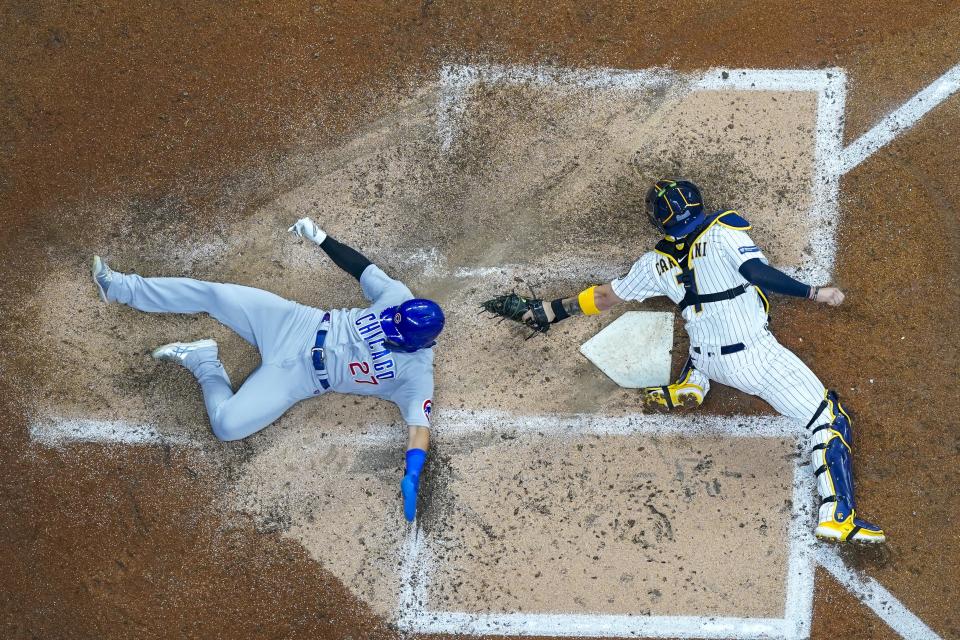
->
[379,299,445,353]
[645,178,706,238]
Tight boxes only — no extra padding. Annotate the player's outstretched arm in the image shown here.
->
[738,258,845,306]
[480,283,625,334]
[288,217,373,282]
[524,283,624,325]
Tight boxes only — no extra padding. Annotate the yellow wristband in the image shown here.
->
[577,286,601,315]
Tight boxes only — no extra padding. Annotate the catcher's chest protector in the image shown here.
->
[655,210,756,314]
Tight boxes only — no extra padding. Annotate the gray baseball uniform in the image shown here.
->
[106,264,434,440]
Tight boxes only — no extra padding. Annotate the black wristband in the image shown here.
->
[550,298,570,323]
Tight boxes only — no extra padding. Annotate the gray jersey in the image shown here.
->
[611,223,769,347]
[323,265,435,427]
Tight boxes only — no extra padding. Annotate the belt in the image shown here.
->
[312,312,331,390]
[693,342,745,356]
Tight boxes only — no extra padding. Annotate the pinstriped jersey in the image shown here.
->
[611,213,769,347]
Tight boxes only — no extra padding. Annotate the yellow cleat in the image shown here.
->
[642,381,705,410]
[815,512,886,544]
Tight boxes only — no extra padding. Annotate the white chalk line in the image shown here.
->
[29,410,804,448]
[438,408,805,438]
[29,416,194,447]
[815,547,943,640]
[806,70,847,286]
[839,62,960,174]
[404,611,790,639]
[783,465,817,640]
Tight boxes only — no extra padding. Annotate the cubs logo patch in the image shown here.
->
[422,399,433,418]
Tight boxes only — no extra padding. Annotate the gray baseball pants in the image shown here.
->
[108,273,327,440]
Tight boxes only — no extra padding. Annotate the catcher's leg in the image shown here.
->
[807,392,885,543]
[642,356,710,410]
[751,339,885,543]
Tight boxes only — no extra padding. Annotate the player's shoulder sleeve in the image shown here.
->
[715,210,751,230]
[610,251,664,302]
[394,355,434,427]
[359,264,413,306]
[712,211,768,269]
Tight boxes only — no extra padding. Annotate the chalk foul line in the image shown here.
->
[815,547,942,640]
[839,63,960,174]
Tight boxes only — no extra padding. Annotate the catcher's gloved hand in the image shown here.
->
[480,292,552,336]
[288,217,327,245]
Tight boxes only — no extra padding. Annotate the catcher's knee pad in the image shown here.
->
[810,391,856,520]
[643,358,709,410]
[809,391,885,543]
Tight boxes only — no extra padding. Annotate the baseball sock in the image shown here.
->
[404,448,427,488]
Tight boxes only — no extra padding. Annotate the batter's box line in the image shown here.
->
[436,62,960,288]
[436,64,845,286]
[397,410,945,639]
[396,411,817,640]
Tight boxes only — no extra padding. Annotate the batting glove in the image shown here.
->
[288,217,327,245]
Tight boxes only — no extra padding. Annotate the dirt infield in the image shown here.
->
[2,2,959,639]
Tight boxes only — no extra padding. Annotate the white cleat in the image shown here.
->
[91,255,115,302]
[151,339,218,365]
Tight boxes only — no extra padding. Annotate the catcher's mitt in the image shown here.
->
[480,292,551,337]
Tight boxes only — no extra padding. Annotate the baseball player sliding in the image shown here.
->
[483,179,884,543]
[91,217,443,521]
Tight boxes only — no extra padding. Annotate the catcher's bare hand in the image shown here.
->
[814,286,845,306]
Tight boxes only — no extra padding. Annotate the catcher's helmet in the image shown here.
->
[645,178,705,238]
[379,299,445,353]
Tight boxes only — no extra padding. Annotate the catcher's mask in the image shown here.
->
[645,178,705,238]
[379,299,445,353]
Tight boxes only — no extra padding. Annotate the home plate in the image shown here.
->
[579,311,674,388]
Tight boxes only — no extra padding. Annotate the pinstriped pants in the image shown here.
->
[691,329,826,425]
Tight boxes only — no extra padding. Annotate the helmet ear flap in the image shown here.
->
[645,185,666,233]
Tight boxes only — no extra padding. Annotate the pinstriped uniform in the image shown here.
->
[611,221,826,426]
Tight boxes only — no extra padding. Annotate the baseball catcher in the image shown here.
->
[482,178,884,543]
[92,217,443,522]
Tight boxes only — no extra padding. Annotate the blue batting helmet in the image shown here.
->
[379,299,445,353]
[645,178,706,238]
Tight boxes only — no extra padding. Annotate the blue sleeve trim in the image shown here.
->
[738,258,811,298]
